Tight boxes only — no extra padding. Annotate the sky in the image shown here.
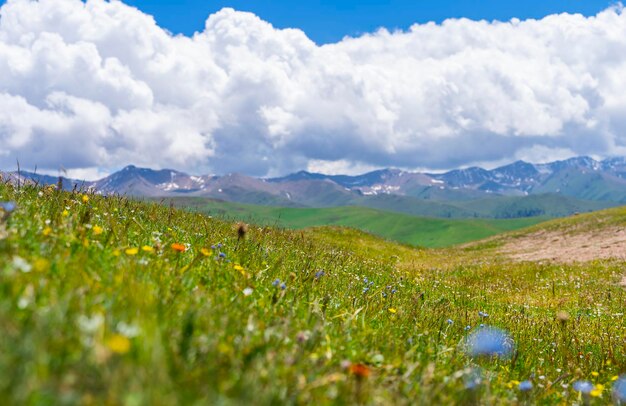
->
[1,0,626,179]
[122,0,615,44]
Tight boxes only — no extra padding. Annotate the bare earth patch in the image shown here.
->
[500,227,626,263]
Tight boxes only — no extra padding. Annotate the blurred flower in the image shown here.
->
[272,279,281,287]
[0,201,16,214]
[77,314,104,334]
[141,245,154,253]
[125,248,139,255]
[465,326,513,358]
[478,311,489,318]
[447,319,454,325]
[591,371,599,377]
[117,322,140,338]
[557,310,570,324]
[92,225,103,235]
[171,243,186,252]
[42,227,52,236]
[573,380,594,394]
[218,252,226,258]
[363,287,369,294]
[12,256,32,273]
[315,270,325,279]
[388,308,397,314]
[280,282,287,290]
[81,195,89,203]
[296,330,311,343]
[242,287,253,296]
[106,334,131,354]
[613,376,626,403]
[349,363,371,379]
[200,248,210,256]
[464,368,483,390]
[465,325,471,331]
[590,384,604,397]
[519,380,533,392]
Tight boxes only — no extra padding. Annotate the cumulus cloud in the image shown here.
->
[1,0,626,176]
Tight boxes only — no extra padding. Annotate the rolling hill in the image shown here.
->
[160,197,546,247]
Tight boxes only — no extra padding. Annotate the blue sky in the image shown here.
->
[122,0,614,43]
[2,0,626,176]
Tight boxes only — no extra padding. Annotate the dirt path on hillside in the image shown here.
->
[500,227,626,263]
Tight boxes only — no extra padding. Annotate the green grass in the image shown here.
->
[159,197,546,248]
[1,181,625,404]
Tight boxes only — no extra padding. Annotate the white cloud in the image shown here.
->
[1,0,626,176]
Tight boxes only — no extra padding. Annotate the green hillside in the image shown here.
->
[457,193,614,218]
[161,197,545,247]
[1,181,625,404]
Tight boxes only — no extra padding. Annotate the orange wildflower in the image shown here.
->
[349,363,371,378]
[171,243,186,253]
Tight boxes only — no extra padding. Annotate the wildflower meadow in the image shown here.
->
[0,180,625,404]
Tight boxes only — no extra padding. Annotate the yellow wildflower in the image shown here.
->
[200,248,211,257]
[106,334,131,354]
[141,245,154,253]
[507,380,520,389]
[82,195,89,203]
[113,249,121,257]
[233,264,245,272]
[42,227,52,236]
[125,247,139,255]
[33,258,50,273]
[591,371,599,377]
[388,308,397,314]
[62,209,69,217]
[92,225,103,235]
[612,375,620,381]
[590,384,603,397]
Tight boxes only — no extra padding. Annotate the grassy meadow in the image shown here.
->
[1,181,625,404]
[159,197,546,248]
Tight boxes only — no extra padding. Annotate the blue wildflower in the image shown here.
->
[464,368,483,390]
[447,319,454,325]
[614,376,626,402]
[391,289,397,294]
[315,270,325,279]
[0,201,16,213]
[465,326,514,358]
[478,311,488,318]
[280,283,286,290]
[272,279,281,287]
[465,325,471,331]
[518,381,533,392]
[382,292,387,298]
[218,252,226,258]
[363,287,369,294]
[217,243,223,248]
[363,277,368,284]
[210,245,216,249]
[573,380,594,394]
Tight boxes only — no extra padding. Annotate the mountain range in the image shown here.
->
[4,156,626,219]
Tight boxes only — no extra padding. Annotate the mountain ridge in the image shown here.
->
[3,157,625,218]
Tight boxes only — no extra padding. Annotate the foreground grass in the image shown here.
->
[160,197,546,247]
[1,182,625,404]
